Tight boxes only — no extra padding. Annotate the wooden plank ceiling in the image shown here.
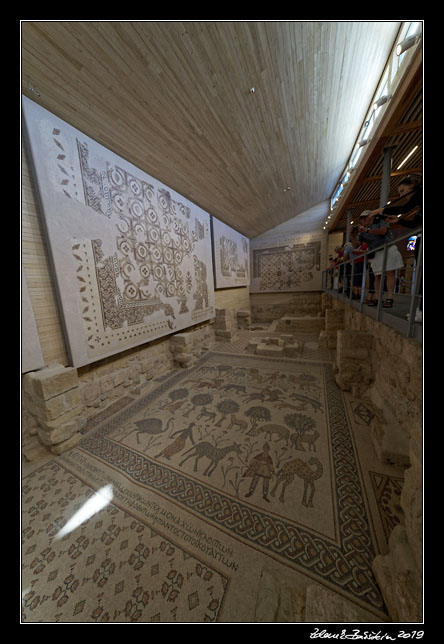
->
[21,20,402,238]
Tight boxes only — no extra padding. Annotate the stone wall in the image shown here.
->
[22,285,250,459]
[22,363,86,457]
[320,294,423,622]
[250,292,323,323]
[22,321,216,458]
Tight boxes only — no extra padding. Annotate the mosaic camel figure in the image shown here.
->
[179,442,242,477]
[270,457,323,507]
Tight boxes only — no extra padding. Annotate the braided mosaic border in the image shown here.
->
[78,353,385,615]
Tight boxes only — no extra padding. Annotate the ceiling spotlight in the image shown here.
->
[373,95,391,110]
[396,33,421,56]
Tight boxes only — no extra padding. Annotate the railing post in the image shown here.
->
[345,210,352,243]
[350,258,354,303]
[376,244,389,321]
[380,146,396,208]
[359,255,368,312]
[407,236,423,338]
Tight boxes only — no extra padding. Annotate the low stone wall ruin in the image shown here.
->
[320,293,422,623]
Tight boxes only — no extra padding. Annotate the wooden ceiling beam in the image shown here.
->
[359,165,423,184]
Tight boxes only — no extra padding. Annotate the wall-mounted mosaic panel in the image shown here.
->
[21,269,45,373]
[22,97,215,368]
[250,232,324,293]
[211,217,250,289]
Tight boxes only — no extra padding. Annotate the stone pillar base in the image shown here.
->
[372,525,422,622]
[22,363,85,456]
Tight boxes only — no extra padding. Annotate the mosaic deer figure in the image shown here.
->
[179,441,242,477]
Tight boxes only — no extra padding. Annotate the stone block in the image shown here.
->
[113,370,126,386]
[214,318,229,331]
[38,415,87,446]
[325,308,345,332]
[400,466,422,574]
[246,340,261,354]
[372,525,422,622]
[283,344,300,358]
[237,309,251,329]
[37,405,85,431]
[174,352,195,368]
[170,333,192,346]
[49,431,83,455]
[304,584,373,623]
[99,373,115,395]
[254,569,280,622]
[256,344,284,358]
[215,330,236,340]
[371,419,410,467]
[22,440,51,462]
[317,330,329,348]
[81,381,101,406]
[24,363,79,400]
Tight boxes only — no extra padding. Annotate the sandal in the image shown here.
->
[366,300,378,306]
[383,299,394,308]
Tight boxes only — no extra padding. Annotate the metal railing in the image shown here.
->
[322,227,422,341]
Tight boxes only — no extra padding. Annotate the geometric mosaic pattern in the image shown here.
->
[369,471,404,543]
[22,96,215,368]
[250,232,323,293]
[22,461,229,622]
[212,217,250,288]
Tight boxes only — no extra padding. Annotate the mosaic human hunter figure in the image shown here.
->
[244,442,275,502]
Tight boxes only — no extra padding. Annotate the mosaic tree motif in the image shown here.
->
[215,399,240,427]
[284,412,317,451]
[184,393,214,418]
[245,406,272,435]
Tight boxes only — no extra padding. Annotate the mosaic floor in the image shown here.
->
[22,331,405,623]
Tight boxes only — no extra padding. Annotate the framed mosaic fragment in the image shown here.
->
[250,231,324,293]
[22,96,215,368]
[211,217,250,288]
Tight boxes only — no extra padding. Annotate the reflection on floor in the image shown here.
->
[22,329,405,623]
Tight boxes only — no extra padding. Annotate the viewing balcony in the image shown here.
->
[322,227,422,343]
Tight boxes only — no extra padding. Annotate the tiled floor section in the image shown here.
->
[22,330,404,623]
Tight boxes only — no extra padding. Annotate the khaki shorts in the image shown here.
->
[369,245,404,276]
